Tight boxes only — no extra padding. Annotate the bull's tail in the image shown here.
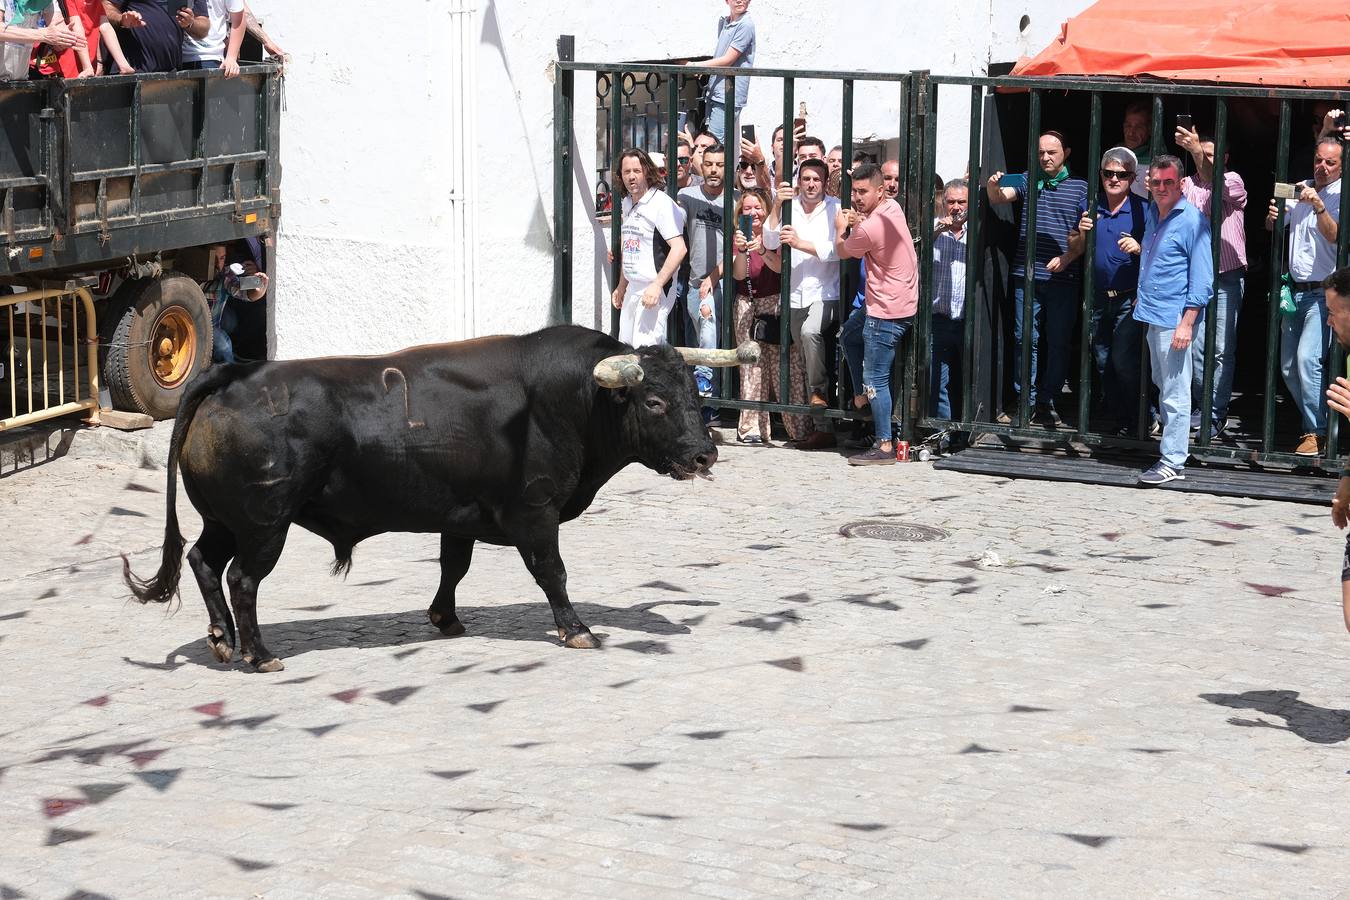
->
[123,363,240,606]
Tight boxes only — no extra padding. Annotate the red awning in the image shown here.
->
[1011,1,1350,88]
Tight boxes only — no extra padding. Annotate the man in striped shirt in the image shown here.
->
[1178,125,1247,440]
[987,131,1089,426]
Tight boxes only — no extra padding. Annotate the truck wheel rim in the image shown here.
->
[150,306,197,389]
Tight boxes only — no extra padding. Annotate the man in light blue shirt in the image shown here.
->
[1133,154,1213,486]
[699,0,755,146]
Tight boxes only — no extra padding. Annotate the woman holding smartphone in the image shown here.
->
[730,188,810,444]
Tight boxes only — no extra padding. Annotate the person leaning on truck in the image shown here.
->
[181,0,246,77]
[0,5,79,81]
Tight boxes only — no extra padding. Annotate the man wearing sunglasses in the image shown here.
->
[1133,155,1214,486]
[1064,147,1148,435]
[676,141,732,399]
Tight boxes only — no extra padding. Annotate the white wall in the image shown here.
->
[262,0,1093,356]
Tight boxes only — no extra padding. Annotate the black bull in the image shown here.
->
[124,325,758,671]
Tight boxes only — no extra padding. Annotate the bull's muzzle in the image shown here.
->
[673,342,760,367]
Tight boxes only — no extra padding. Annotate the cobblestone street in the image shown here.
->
[2,423,1349,898]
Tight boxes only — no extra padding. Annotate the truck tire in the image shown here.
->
[101,273,213,420]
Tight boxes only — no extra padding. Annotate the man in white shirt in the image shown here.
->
[763,157,840,449]
[182,0,245,76]
[1268,137,1343,456]
[611,148,688,348]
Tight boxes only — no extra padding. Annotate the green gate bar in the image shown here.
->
[959,84,983,423]
[1017,89,1042,428]
[1196,98,1228,449]
[1262,100,1291,453]
[608,70,623,338]
[835,78,854,415]
[778,74,795,406]
[551,36,575,326]
[914,77,938,434]
[1075,92,1102,436]
[719,75,737,400]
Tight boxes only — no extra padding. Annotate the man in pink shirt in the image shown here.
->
[834,162,919,465]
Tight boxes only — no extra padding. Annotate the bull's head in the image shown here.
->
[593,342,760,480]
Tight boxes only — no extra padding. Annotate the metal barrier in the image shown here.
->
[0,287,100,432]
[552,38,917,430]
[915,74,1350,471]
[552,38,1350,471]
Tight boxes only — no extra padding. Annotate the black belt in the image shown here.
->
[1289,279,1322,291]
[1104,289,1136,299]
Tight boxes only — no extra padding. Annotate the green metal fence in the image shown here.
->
[553,36,1350,472]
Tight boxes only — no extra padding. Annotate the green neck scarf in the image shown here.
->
[1037,167,1070,191]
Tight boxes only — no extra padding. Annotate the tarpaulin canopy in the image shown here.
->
[1012,2,1350,89]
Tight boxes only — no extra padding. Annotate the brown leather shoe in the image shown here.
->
[1294,432,1321,456]
[809,391,828,409]
[795,431,837,451]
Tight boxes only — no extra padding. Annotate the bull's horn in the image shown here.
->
[593,354,644,387]
[674,342,761,368]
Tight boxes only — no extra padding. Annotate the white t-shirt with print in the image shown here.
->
[183,0,246,63]
[620,188,685,285]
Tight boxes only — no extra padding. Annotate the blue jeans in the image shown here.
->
[675,277,719,392]
[211,298,238,364]
[1012,280,1078,408]
[1091,291,1146,429]
[930,313,963,420]
[1191,269,1244,421]
[182,60,222,71]
[1146,323,1193,469]
[862,315,914,443]
[1279,286,1330,436]
[841,303,866,399]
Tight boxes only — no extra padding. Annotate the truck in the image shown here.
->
[0,62,281,428]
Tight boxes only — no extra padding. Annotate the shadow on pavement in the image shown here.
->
[1199,689,1350,744]
[144,599,715,670]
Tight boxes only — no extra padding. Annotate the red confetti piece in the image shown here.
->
[191,701,225,717]
[43,797,89,818]
[330,689,361,704]
[1246,583,1295,597]
[82,696,111,707]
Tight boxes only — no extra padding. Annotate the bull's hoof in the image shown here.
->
[253,657,286,673]
[206,626,233,664]
[429,609,466,636]
[559,628,600,649]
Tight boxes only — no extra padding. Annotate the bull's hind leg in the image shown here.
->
[427,535,473,636]
[226,526,290,672]
[186,519,238,664]
[510,521,598,649]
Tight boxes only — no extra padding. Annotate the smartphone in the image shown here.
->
[1176,113,1194,131]
[237,274,266,292]
[1273,181,1300,199]
[738,214,752,236]
[741,124,756,145]
[793,101,807,132]
[677,110,688,134]
[998,172,1026,190]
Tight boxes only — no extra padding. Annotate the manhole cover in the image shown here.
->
[839,521,950,542]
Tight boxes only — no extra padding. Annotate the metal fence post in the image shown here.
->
[959,84,983,425]
[608,70,624,338]
[719,76,737,399]
[1328,106,1350,464]
[550,35,575,326]
[1197,98,1227,448]
[1263,100,1291,453]
[1018,89,1041,428]
[1076,92,1102,436]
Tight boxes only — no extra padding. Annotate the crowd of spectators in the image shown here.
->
[0,0,284,80]
[606,1,1350,476]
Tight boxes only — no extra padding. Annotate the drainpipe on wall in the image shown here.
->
[450,0,479,339]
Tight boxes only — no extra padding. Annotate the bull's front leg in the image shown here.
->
[427,534,473,636]
[511,522,598,650]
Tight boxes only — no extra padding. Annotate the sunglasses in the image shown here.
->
[1101,169,1134,181]
[737,160,755,169]
[1147,177,1178,188]
[677,156,691,164]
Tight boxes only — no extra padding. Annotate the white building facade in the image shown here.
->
[263,1,1091,359]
